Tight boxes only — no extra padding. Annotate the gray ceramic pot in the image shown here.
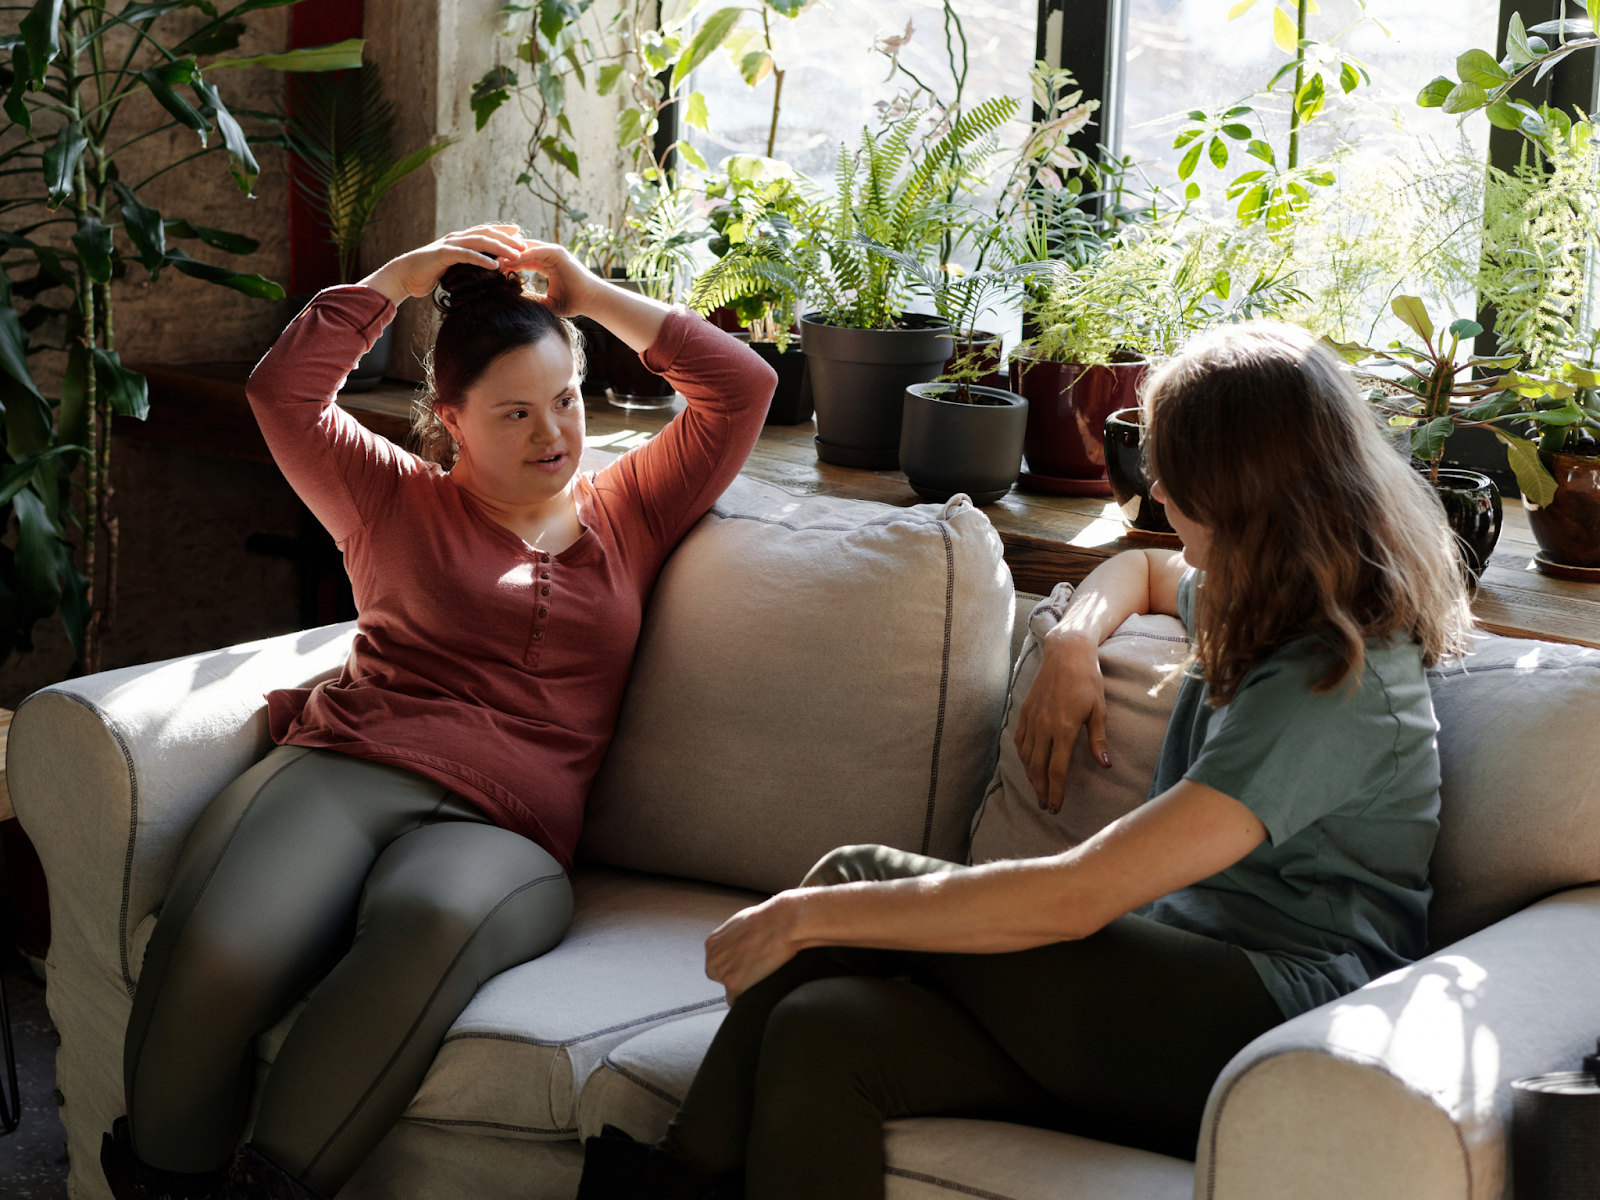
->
[801,312,953,470]
[899,382,1028,506]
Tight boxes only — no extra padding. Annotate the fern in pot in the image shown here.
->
[693,98,1017,468]
[283,64,453,391]
[854,234,1065,505]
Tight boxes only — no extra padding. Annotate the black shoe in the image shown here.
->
[100,1118,232,1200]
[576,1125,727,1199]
[225,1145,328,1200]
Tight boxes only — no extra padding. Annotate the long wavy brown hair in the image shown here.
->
[1142,320,1473,705]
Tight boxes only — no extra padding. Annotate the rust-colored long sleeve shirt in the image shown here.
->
[247,285,775,868]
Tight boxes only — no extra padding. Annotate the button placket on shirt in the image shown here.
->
[526,551,553,665]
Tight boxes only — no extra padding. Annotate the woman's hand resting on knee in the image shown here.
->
[705,897,800,1004]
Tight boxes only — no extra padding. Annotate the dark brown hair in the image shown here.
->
[1142,320,1472,705]
[411,263,585,466]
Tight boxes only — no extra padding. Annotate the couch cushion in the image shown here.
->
[969,584,1189,863]
[582,474,1015,892]
[884,1118,1193,1200]
[1425,636,1600,949]
[577,1009,726,1141]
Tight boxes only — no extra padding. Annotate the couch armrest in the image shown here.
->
[1195,885,1600,1200]
[7,622,356,996]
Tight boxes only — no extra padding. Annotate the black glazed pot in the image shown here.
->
[899,382,1028,506]
[1103,407,1174,535]
[1423,466,1503,582]
[736,334,812,425]
[801,312,953,470]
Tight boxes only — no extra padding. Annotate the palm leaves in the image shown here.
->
[285,67,454,284]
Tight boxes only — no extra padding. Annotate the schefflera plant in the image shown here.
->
[0,0,362,673]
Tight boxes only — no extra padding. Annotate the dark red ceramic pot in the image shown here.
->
[1524,450,1600,570]
[1010,349,1147,491]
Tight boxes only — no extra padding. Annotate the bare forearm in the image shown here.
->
[1044,549,1182,655]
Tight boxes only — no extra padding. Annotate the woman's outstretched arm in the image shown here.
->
[705,778,1267,1001]
[1015,549,1187,810]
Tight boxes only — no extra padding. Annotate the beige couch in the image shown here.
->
[11,470,1600,1200]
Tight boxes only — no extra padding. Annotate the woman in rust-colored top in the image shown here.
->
[99,226,776,1200]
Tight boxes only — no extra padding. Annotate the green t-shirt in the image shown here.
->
[1140,571,1441,1018]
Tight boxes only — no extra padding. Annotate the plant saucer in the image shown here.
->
[1018,469,1113,497]
[1533,552,1600,583]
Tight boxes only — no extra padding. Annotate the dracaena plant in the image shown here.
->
[0,0,360,673]
[1334,296,1599,506]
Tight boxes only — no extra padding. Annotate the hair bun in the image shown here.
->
[435,262,524,313]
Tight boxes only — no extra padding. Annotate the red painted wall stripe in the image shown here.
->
[286,0,365,295]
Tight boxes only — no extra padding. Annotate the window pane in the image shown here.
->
[684,0,1038,182]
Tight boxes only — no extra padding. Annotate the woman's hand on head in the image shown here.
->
[1014,630,1112,813]
[358,225,529,306]
[704,895,801,1004]
[504,240,600,318]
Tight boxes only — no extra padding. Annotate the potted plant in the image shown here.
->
[1419,39,1600,577]
[696,96,1018,468]
[687,155,812,423]
[283,63,454,391]
[1014,220,1303,493]
[1102,407,1176,537]
[0,5,361,674]
[851,233,1065,504]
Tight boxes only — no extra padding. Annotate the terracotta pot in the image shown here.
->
[1524,450,1600,571]
[1011,350,1147,494]
[1424,467,1502,583]
[899,382,1027,506]
[1102,407,1174,535]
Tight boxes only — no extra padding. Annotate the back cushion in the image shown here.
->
[581,474,1015,893]
[1425,637,1600,950]
[969,585,1188,863]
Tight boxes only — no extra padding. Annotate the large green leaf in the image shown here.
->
[11,488,61,615]
[1409,415,1454,462]
[193,79,259,192]
[1416,76,1454,108]
[5,45,31,134]
[173,19,246,57]
[0,305,43,405]
[92,349,149,420]
[207,38,365,72]
[671,7,744,91]
[57,338,90,446]
[114,181,167,273]
[1456,48,1509,86]
[120,2,218,22]
[1442,80,1489,114]
[471,66,516,131]
[53,534,87,658]
[163,247,284,298]
[1390,295,1434,344]
[19,0,63,86]
[1495,430,1559,507]
[140,59,211,135]
[43,120,89,209]
[72,216,115,283]
[163,219,258,255]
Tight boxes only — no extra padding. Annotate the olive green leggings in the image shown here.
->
[123,745,573,1195]
[658,844,1285,1200]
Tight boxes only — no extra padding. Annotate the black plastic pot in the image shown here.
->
[1424,466,1503,583]
[1103,407,1175,535]
[801,312,953,469]
[736,334,812,425]
[900,383,1027,505]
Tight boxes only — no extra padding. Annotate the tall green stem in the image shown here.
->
[762,7,783,159]
[1286,0,1307,170]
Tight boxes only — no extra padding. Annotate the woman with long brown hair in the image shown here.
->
[578,320,1474,1199]
[97,225,775,1200]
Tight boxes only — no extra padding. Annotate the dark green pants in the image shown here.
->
[123,745,573,1195]
[659,845,1284,1200]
